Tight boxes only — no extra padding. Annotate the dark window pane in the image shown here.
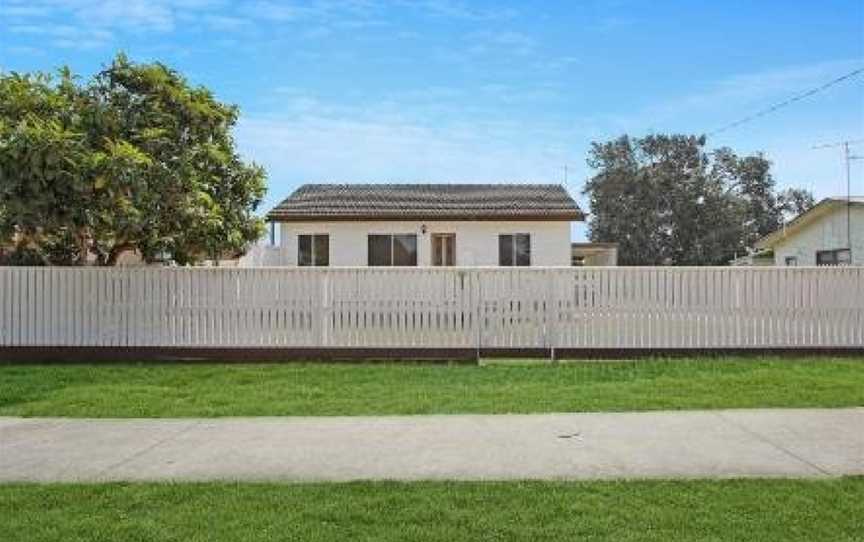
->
[499,235,513,266]
[314,235,329,266]
[432,235,443,266]
[445,235,455,266]
[816,250,836,266]
[515,234,531,266]
[298,235,313,266]
[368,235,392,266]
[837,249,851,264]
[432,234,455,266]
[393,234,417,266]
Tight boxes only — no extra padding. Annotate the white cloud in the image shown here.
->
[1,0,227,40]
[235,110,585,204]
[9,22,114,49]
[0,5,53,16]
[466,30,536,57]
[400,0,518,21]
[204,14,251,31]
[83,0,177,32]
[0,0,526,54]
[244,1,310,21]
[1,45,44,56]
[636,58,864,133]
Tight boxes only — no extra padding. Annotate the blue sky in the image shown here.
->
[2,0,862,240]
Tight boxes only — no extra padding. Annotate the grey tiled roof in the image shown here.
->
[267,184,584,221]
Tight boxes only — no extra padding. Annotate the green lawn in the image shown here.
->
[1,479,861,541]
[0,357,862,417]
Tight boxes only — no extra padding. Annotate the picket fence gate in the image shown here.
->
[0,266,862,350]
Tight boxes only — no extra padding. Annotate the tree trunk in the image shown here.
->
[106,242,135,266]
[75,230,90,266]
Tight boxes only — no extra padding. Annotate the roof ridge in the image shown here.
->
[299,182,567,187]
[267,183,583,222]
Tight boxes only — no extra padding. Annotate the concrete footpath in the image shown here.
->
[1,408,862,482]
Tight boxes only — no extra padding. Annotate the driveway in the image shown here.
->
[1,408,862,482]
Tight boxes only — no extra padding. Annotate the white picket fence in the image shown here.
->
[0,267,862,350]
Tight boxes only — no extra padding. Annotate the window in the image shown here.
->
[816,248,851,266]
[499,234,531,266]
[784,256,797,267]
[368,234,417,266]
[298,234,329,266]
[432,233,456,266]
[368,235,391,266]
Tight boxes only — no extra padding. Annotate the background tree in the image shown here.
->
[0,54,266,266]
[777,187,816,217]
[584,134,814,265]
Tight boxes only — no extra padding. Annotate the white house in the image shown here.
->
[755,197,864,266]
[262,184,584,267]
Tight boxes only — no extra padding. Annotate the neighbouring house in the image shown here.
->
[728,250,774,267]
[571,242,618,266]
[754,196,864,266]
[260,183,584,267]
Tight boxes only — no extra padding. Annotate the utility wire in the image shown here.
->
[812,138,864,150]
[707,67,864,137]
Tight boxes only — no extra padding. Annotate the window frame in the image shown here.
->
[297,234,329,267]
[816,248,851,266]
[367,234,418,266]
[499,233,531,267]
[431,233,456,266]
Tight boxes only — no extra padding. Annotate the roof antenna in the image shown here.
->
[812,139,863,256]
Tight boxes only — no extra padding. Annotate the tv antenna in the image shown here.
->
[811,139,863,255]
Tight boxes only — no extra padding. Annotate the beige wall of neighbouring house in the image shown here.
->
[277,220,572,266]
[571,244,618,266]
[773,205,864,265]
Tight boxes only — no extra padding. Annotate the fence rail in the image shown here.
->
[0,267,862,350]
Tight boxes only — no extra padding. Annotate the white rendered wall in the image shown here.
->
[773,206,864,265]
[278,220,572,266]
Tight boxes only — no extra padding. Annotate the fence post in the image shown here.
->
[474,270,482,362]
[320,271,330,348]
[546,269,557,362]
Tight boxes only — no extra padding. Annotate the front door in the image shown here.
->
[431,233,456,266]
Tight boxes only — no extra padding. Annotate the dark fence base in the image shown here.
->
[1,346,862,364]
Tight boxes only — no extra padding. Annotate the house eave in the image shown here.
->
[266,213,585,222]
[754,198,863,250]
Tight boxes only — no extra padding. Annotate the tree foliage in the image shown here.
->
[0,54,266,265]
[584,134,815,265]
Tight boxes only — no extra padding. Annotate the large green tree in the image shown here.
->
[0,54,266,266]
[584,134,814,265]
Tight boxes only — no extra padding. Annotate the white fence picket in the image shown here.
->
[0,267,861,350]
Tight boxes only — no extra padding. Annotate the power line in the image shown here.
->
[812,138,864,150]
[707,67,864,137]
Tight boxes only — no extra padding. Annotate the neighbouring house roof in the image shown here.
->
[728,249,774,266]
[571,242,618,255]
[571,242,619,249]
[266,183,584,222]
[755,197,864,249]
